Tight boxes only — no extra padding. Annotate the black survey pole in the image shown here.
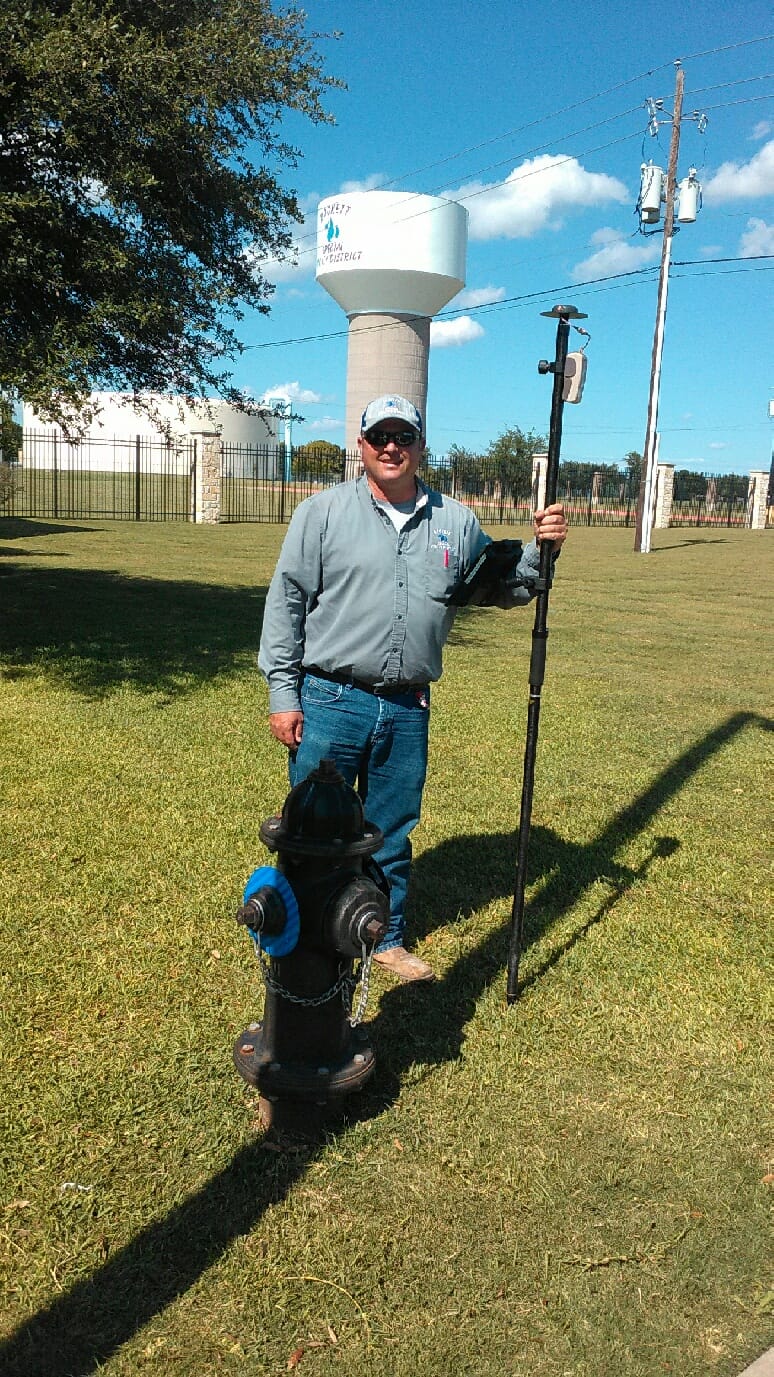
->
[506,304,586,1004]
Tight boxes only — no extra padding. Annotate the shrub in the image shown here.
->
[0,460,20,509]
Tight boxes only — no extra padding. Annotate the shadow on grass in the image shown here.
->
[650,537,730,551]
[1,710,769,1376]
[0,518,98,541]
[0,565,266,698]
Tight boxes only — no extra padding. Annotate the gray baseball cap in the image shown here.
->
[360,394,423,435]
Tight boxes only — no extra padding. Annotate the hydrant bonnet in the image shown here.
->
[260,759,383,858]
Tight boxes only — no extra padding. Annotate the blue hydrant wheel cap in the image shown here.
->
[243,867,300,958]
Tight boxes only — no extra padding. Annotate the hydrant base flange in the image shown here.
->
[233,1022,375,1102]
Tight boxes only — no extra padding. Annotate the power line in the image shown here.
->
[324,66,676,198]
[701,92,774,111]
[242,268,661,351]
[244,254,773,352]
[425,113,642,197]
[386,134,643,226]
[672,254,774,266]
[348,39,771,198]
[671,261,774,279]
[688,72,774,95]
[680,33,774,62]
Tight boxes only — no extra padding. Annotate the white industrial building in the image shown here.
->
[22,392,279,469]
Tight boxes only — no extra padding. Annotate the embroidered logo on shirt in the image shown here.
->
[433,529,452,568]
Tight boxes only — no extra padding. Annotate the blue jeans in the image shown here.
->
[289,674,430,952]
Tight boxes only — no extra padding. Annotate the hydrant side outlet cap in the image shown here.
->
[243,867,300,957]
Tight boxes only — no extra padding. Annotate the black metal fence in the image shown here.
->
[2,433,760,530]
[668,472,751,528]
[219,449,641,527]
[422,457,640,527]
[220,442,345,523]
[4,432,196,521]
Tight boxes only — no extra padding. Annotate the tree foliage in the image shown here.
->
[623,450,642,485]
[485,426,547,489]
[0,1,337,429]
[292,439,344,481]
[0,400,22,463]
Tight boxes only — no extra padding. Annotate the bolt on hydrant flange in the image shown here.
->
[233,760,390,1139]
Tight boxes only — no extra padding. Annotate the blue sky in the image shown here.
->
[232,1,773,475]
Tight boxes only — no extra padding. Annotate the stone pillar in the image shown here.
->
[653,463,675,529]
[590,471,602,508]
[191,432,221,523]
[531,452,547,516]
[746,470,769,529]
[705,476,718,517]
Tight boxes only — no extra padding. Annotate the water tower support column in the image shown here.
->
[344,313,431,470]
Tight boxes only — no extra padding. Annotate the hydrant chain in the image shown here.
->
[347,941,374,1028]
[255,944,353,1008]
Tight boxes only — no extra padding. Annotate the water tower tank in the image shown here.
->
[316,191,468,455]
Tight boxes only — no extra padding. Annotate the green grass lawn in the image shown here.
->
[0,517,771,1377]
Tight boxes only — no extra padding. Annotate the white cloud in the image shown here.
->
[249,191,321,285]
[572,227,660,281]
[261,381,323,406]
[751,121,772,141]
[704,139,774,201]
[455,285,506,307]
[445,155,628,241]
[708,441,728,450]
[339,174,386,193]
[298,191,323,216]
[255,214,319,284]
[430,316,485,347]
[262,251,309,284]
[738,216,774,257]
[245,234,308,284]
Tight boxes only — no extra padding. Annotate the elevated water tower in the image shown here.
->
[316,191,468,459]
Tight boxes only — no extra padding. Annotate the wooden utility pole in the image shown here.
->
[634,61,685,553]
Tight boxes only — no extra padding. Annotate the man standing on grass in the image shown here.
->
[259,394,568,982]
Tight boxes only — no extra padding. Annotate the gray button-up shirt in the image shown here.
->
[259,476,544,713]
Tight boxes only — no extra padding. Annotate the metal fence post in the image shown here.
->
[135,435,141,521]
[190,440,197,522]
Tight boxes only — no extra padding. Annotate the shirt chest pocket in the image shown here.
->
[424,545,460,603]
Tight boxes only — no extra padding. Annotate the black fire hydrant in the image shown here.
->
[233,760,390,1137]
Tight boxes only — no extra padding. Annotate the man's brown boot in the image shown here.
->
[373,946,435,983]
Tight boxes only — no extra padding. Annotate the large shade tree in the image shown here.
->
[0,1,336,429]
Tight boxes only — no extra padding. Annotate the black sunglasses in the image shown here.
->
[364,428,419,448]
